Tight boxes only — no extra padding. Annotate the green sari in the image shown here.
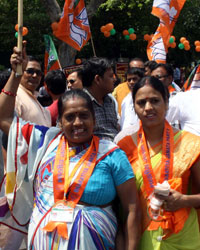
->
[118,128,200,250]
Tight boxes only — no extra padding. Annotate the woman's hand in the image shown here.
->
[155,189,186,212]
[154,158,200,212]
[10,41,27,73]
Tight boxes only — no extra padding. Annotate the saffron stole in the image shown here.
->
[137,120,174,197]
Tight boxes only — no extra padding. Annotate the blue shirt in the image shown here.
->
[81,148,134,205]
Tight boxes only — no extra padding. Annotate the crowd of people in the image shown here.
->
[0,42,200,250]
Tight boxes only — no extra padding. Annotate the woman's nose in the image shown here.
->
[73,116,82,125]
[144,101,153,110]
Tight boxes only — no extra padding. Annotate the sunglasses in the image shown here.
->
[25,68,43,76]
[67,79,75,84]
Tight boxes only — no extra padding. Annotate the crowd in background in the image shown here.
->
[0,45,200,250]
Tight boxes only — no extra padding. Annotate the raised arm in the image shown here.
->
[0,44,27,135]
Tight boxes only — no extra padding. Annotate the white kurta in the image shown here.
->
[166,89,200,136]
[119,92,139,130]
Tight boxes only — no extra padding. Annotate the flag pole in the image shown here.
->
[90,34,96,57]
[16,0,23,76]
[57,57,62,70]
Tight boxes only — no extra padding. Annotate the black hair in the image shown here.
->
[132,76,169,103]
[144,60,158,72]
[0,69,11,92]
[27,55,41,66]
[68,68,83,80]
[81,57,112,87]
[152,63,174,77]
[58,89,95,121]
[125,67,145,79]
[44,69,66,95]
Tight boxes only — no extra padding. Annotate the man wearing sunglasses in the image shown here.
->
[67,68,83,90]
[1,56,51,249]
[151,63,181,96]
[15,56,51,127]
[151,63,182,130]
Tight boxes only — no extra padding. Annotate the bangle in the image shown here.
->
[1,89,16,97]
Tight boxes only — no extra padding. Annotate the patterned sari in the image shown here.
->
[117,126,200,250]
[0,117,122,250]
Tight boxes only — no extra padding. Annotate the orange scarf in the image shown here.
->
[137,121,189,238]
[43,135,99,239]
[137,120,174,197]
[148,178,189,239]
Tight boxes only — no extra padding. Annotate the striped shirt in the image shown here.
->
[84,89,119,140]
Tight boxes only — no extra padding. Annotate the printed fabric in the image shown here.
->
[0,117,134,249]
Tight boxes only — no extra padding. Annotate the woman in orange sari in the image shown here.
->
[116,76,200,250]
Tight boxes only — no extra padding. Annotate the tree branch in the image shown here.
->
[39,0,106,67]
[40,0,61,22]
[87,0,105,18]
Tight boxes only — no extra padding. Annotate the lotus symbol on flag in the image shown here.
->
[49,55,55,64]
[169,7,177,23]
[147,0,186,63]
[69,8,89,47]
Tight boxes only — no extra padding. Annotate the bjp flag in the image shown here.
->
[183,64,200,91]
[44,35,60,75]
[147,0,186,63]
[147,26,166,64]
[53,0,91,51]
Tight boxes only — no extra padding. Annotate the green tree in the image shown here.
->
[0,0,52,67]
[90,0,200,66]
[0,0,200,68]
[40,0,106,67]
[0,0,105,68]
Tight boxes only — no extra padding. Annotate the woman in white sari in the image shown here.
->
[0,45,141,249]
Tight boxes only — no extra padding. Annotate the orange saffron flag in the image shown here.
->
[182,64,200,91]
[53,0,91,51]
[147,0,186,63]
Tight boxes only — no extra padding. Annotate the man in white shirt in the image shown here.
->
[166,64,200,135]
[166,88,200,136]
[15,56,51,126]
[120,67,144,130]
[2,56,51,250]
[151,63,181,96]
